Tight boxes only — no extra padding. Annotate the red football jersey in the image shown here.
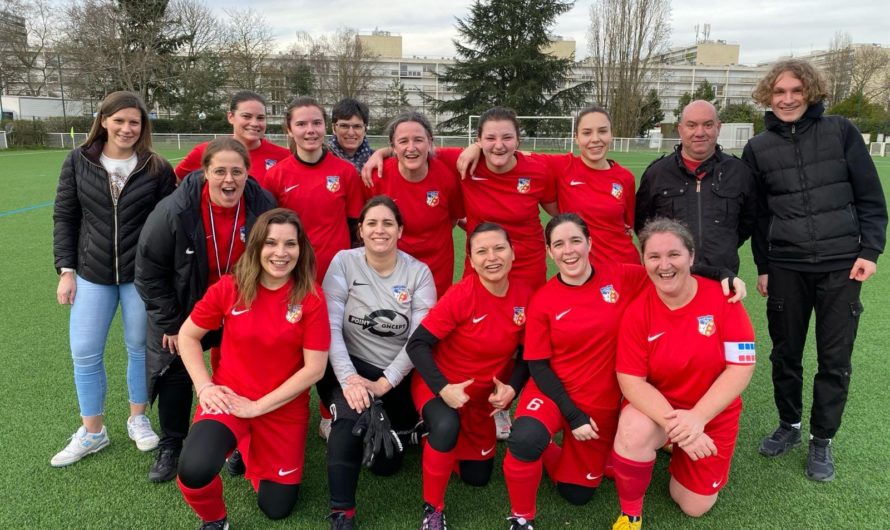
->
[437,148,556,291]
[262,152,364,281]
[175,139,290,181]
[420,274,532,400]
[525,262,650,410]
[535,153,639,265]
[200,185,247,286]
[616,277,756,411]
[189,276,331,418]
[368,156,464,298]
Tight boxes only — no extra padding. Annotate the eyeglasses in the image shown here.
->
[334,123,365,132]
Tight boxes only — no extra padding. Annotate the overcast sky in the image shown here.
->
[208,0,887,66]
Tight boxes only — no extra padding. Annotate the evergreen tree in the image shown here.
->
[637,89,664,136]
[674,80,719,119]
[430,0,590,134]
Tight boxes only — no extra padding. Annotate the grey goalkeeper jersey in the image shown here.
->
[322,247,436,388]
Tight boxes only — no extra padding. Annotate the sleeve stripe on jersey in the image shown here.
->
[724,342,756,364]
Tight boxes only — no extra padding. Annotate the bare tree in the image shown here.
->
[0,0,58,97]
[850,45,890,104]
[294,27,378,106]
[587,0,671,136]
[824,31,853,105]
[221,9,273,92]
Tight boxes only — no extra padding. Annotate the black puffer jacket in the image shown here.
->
[744,102,887,273]
[53,142,175,284]
[635,144,756,273]
[135,171,275,399]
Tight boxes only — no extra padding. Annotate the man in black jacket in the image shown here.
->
[743,59,887,481]
[635,100,756,274]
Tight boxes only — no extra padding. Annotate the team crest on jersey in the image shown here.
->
[600,284,619,303]
[517,178,531,194]
[286,304,303,323]
[239,226,246,243]
[392,285,411,304]
[611,183,623,200]
[326,176,340,192]
[265,159,277,170]
[426,190,440,207]
[513,306,526,326]
[697,315,716,336]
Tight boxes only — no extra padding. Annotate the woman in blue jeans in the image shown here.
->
[51,91,176,467]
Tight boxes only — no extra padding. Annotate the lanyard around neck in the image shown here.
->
[207,198,241,279]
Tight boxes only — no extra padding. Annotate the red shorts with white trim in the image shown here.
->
[516,383,618,487]
[193,403,308,484]
[668,405,740,496]
[411,375,497,461]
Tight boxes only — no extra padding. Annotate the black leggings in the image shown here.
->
[177,420,300,520]
[422,397,494,487]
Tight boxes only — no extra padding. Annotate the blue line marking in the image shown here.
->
[0,200,53,218]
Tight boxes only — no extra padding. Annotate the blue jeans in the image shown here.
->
[69,275,148,417]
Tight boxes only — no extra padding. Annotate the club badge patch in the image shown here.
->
[265,159,277,170]
[600,284,619,303]
[611,183,623,200]
[426,190,440,207]
[286,304,303,323]
[513,306,526,326]
[517,178,531,193]
[697,315,716,337]
[240,226,246,243]
[326,175,340,192]
[393,285,411,304]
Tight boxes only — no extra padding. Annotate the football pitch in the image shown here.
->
[1,148,888,529]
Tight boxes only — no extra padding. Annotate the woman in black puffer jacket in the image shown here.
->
[51,91,175,468]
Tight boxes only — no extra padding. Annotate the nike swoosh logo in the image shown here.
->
[278,467,299,476]
[586,473,602,481]
[472,315,487,324]
[231,308,250,316]
[570,180,585,186]
[470,175,489,181]
[712,481,721,488]
[352,280,369,286]
[647,332,665,342]
[555,309,571,320]
[284,184,299,193]
[185,248,195,255]
[481,445,496,456]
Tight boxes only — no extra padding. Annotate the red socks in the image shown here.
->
[422,444,455,511]
[178,476,226,523]
[611,450,655,517]
[504,450,543,519]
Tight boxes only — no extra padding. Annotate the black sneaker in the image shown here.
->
[149,446,179,483]
[326,511,355,530]
[507,516,535,529]
[199,517,229,530]
[420,503,447,530]
[758,421,801,457]
[806,437,835,482]
[226,449,245,476]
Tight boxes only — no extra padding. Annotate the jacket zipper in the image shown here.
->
[82,152,150,284]
[695,178,703,247]
[790,124,816,259]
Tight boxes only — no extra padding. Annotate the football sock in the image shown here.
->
[612,449,655,517]
[541,441,561,479]
[504,450,543,519]
[423,443,455,511]
[178,475,226,523]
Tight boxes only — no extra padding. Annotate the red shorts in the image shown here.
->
[516,383,618,487]
[411,375,497,461]
[668,405,740,496]
[193,404,308,484]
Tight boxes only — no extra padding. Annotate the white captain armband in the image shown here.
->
[724,342,756,364]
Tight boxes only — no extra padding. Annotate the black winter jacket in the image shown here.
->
[635,144,757,273]
[135,171,275,398]
[743,103,887,273]
[53,142,176,284]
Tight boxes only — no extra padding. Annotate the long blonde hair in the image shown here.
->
[233,208,317,308]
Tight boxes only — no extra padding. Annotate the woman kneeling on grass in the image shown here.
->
[175,208,329,529]
[611,218,756,530]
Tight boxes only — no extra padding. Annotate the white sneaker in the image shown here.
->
[319,417,332,441]
[495,409,512,441]
[127,414,160,451]
[51,425,110,467]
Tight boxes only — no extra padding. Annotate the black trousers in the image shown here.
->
[155,356,194,451]
[766,265,863,439]
[318,356,418,510]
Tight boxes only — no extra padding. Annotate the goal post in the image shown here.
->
[468,115,575,154]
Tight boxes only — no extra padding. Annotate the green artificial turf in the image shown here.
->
[1,148,888,529]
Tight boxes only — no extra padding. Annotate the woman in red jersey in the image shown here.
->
[263,97,364,282]
[175,91,290,183]
[367,112,463,298]
[457,107,638,265]
[175,208,329,529]
[610,218,756,530]
[406,223,532,530]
